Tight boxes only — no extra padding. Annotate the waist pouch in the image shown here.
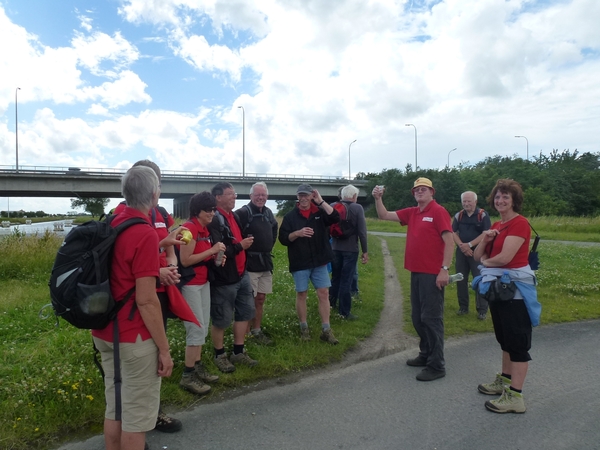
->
[485,277,517,302]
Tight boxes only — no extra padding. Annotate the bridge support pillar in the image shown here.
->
[173,195,192,219]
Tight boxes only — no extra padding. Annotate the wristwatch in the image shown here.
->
[441,266,449,271]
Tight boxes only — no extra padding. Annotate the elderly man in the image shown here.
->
[236,181,278,345]
[452,191,491,319]
[207,182,257,372]
[372,178,454,382]
[279,184,340,344]
[329,184,368,320]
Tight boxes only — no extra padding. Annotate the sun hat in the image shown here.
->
[412,177,435,194]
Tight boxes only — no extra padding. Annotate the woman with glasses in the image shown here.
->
[178,192,226,395]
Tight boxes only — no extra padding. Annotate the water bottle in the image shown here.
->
[449,273,464,283]
[500,271,510,284]
[215,250,224,266]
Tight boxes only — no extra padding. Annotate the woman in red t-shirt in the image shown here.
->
[473,179,533,415]
[178,192,226,395]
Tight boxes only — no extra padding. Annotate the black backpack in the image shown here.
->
[48,215,148,329]
[329,201,355,239]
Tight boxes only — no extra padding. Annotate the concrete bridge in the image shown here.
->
[0,166,369,218]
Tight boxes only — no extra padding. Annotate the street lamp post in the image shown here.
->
[515,135,529,160]
[447,147,457,168]
[237,106,245,177]
[405,123,417,169]
[348,139,357,180]
[15,87,21,173]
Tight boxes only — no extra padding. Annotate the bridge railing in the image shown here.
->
[0,165,363,183]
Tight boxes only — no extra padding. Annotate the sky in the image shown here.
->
[1,0,599,214]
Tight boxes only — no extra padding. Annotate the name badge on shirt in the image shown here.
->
[422,217,433,222]
[154,222,167,229]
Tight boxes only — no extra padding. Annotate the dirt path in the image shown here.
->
[338,237,416,367]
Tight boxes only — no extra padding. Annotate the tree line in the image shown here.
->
[352,149,599,218]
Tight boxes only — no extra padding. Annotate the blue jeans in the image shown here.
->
[330,251,359,317]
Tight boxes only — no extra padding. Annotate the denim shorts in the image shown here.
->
[292,265,331,292]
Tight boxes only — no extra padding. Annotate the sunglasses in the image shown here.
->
[203,207,217,213]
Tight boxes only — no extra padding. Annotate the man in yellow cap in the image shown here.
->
[372,177,454,381]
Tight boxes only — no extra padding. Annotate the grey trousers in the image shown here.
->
[410,272,445,372]
[455,248,488,313]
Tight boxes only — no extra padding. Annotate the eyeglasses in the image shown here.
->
[221,192,238,198]
[413,187,430,193]
[203,207,217,213]
[252,193,267,198]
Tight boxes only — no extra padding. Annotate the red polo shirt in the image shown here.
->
[181,217,212,285]
[91,207,159,343]
[396,200,452,274]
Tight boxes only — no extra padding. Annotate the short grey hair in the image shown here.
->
[461,191,477,201]
[250,181,268,195]
[122,165,159,210]
[341,184,359,200]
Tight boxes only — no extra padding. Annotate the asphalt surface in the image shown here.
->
[59,319,600,450]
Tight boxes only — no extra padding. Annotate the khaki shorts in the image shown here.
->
[248,271,273,296]
[93,335,161,433]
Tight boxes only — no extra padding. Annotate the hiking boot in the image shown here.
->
[214,353,236,373]
[251,329,273,346]
[320,328,339,345]
[340,313,359,321]
[154,411,182,433]
[179,372,211,396]
[406,356,428,367]
[478,312,487,320]
[478,373,511,395]
[485,386,526,413]
[195,361,219,383]
[416,367,446,381]
[229,350,258,367]
[457,309,469,315]
[300,327,311,342]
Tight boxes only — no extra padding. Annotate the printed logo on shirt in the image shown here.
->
[154,222,167,229]
[422,217,433,222]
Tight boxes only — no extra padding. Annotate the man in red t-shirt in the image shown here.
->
[92,165,173,450]
[373,177,454,382]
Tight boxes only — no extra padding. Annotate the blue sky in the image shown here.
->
[1,0,599,214]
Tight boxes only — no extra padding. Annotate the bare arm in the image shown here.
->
[372,187,400,222]
[480,235,525,267]
[180,241,225,267]
[436,231,454,289]
[135,276,173,377]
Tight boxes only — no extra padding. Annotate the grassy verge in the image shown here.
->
[381,236,600,337]
[0,234,384,450]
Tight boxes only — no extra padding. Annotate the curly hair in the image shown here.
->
[189,191,217,219]
[487,179,524,213]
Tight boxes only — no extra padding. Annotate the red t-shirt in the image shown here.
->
[485,215,531,268]
[181,218,212,285]
[396,200,452,274]
[92,207,160,343]
[217,207,246,276]
[114,203,175,292]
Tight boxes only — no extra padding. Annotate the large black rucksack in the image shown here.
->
[48,215,148,329]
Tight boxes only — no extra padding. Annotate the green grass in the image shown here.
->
[381,236,600,338]
[0,233,384,450]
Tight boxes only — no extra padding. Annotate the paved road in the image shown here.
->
[59,320,600,450]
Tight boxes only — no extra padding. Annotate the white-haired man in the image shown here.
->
[329,184,368,320]
[236,182,278,345]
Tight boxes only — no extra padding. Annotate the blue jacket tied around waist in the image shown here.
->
[472,266,541,327]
